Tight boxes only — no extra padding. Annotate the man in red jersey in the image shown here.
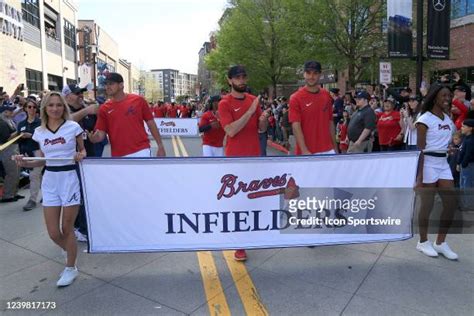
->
[153,101,166,118]
[89,72,166,157]
[167,102,178,118]
[218,65,269,261]
[289,61,338,155]
[199,95,225,156]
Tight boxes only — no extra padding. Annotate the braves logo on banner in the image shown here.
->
[427,0,450,59]
[79,153,420,253]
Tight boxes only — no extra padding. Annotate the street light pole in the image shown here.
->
[416,0,423,97]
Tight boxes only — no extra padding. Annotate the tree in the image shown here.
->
[140,72,162,102]
[206,0,306,97]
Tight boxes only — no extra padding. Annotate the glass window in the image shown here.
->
[26,68,43,94]
[21,0,40,28]
[64,19,76,49]
[452,0,474,19]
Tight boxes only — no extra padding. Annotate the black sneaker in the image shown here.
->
[15,194,25,200]
[0,197,18,203]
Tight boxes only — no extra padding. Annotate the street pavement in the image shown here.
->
[1,136,473,315]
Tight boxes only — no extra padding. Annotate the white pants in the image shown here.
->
[124,148,152,158]
[202,145,224,157]
[42,170,81,207]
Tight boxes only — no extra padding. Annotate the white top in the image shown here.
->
[415,111,455,152]
[32,120,84,166]
[404,112,420,146]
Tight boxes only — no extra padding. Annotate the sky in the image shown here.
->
[387,0,412,19]
[77,0,229,74]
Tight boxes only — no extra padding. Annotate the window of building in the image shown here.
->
[64,19,76,49]
[26,68,43,94]
[47,74,63,91]
[21,0,40,28]
[452,0,474,19]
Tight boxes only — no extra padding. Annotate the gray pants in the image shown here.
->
[0,144,19,199]
[28,166,42,202]
[347,140,372,153]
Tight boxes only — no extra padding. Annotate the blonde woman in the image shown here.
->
[14,92,86,286]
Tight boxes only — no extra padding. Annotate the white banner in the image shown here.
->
[379,62,392,84]
[80,152,420,253]
[146,118,198,136]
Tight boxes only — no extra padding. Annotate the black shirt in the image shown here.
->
[68,104,97,156]
[347,105,376,142]
[458,135,474,168]
[17,117,41,156]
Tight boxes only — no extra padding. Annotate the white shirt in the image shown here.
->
[415,111,455,152]
[32,120,84,166]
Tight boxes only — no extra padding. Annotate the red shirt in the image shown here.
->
[452,99,468,130]
[95,94,153,157]
[199,111,225,147]
[268,115,276,127]
[179,105,190,118]
[377,110,401,145]
[167,106,178,118]
[153,106,165,118]
[337,121,349,151]
[218,93,261,156]
[289,87,334,154]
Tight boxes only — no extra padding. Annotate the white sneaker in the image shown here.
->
[74,229,88,242]
[416,240,438,257]
[57,267,78,287]
[433,242,458,260]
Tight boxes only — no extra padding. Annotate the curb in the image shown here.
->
[267,140,290,155]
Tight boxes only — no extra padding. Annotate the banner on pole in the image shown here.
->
[387,0,413,58]
[427,0,451,60]
[379,62,392,84]
[80,152,420,253]
[146,118,199,136]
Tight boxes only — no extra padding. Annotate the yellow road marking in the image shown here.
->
[223,251,269,316]
[174,136,231,316]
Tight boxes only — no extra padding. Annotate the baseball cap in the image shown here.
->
[329,88,340,94]
[355,91,370,100]
[62,84,86,96]
[463,119,474,128]
[104,72,124,84]
[454,85,467,93]
[304,60,322,73]
[227,65,247,79]
[0,103,16,113]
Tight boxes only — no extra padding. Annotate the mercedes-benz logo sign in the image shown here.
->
[433,0,446,12]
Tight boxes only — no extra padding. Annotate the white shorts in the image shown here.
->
[313,149,336,155]
[124,148,152,158]
[423,156,453,184]
[42,170,81,207]
[203,145,224,157]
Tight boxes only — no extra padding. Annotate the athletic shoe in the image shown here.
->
[416,240,438,257]
[74,229,88,242]
[56,267,78,287]
[0,197,18,203]
[23,200,36,211]
[234,249,247,261]
[14,194,25,200]
[433,242,458,260]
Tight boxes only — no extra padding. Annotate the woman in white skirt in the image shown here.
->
[14,92,86,286]
[415,83,458,260]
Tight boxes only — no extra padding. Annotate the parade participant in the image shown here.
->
[88,72,166,157]
[167,102,178,118]
[154,101,166,118]
[289,60,338,155]
[199,95,225,156]
[16,99,42,211]
[14,92,86,286]
[218,65,268,261]
[415,84,458,260]
[179,102,190,118]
